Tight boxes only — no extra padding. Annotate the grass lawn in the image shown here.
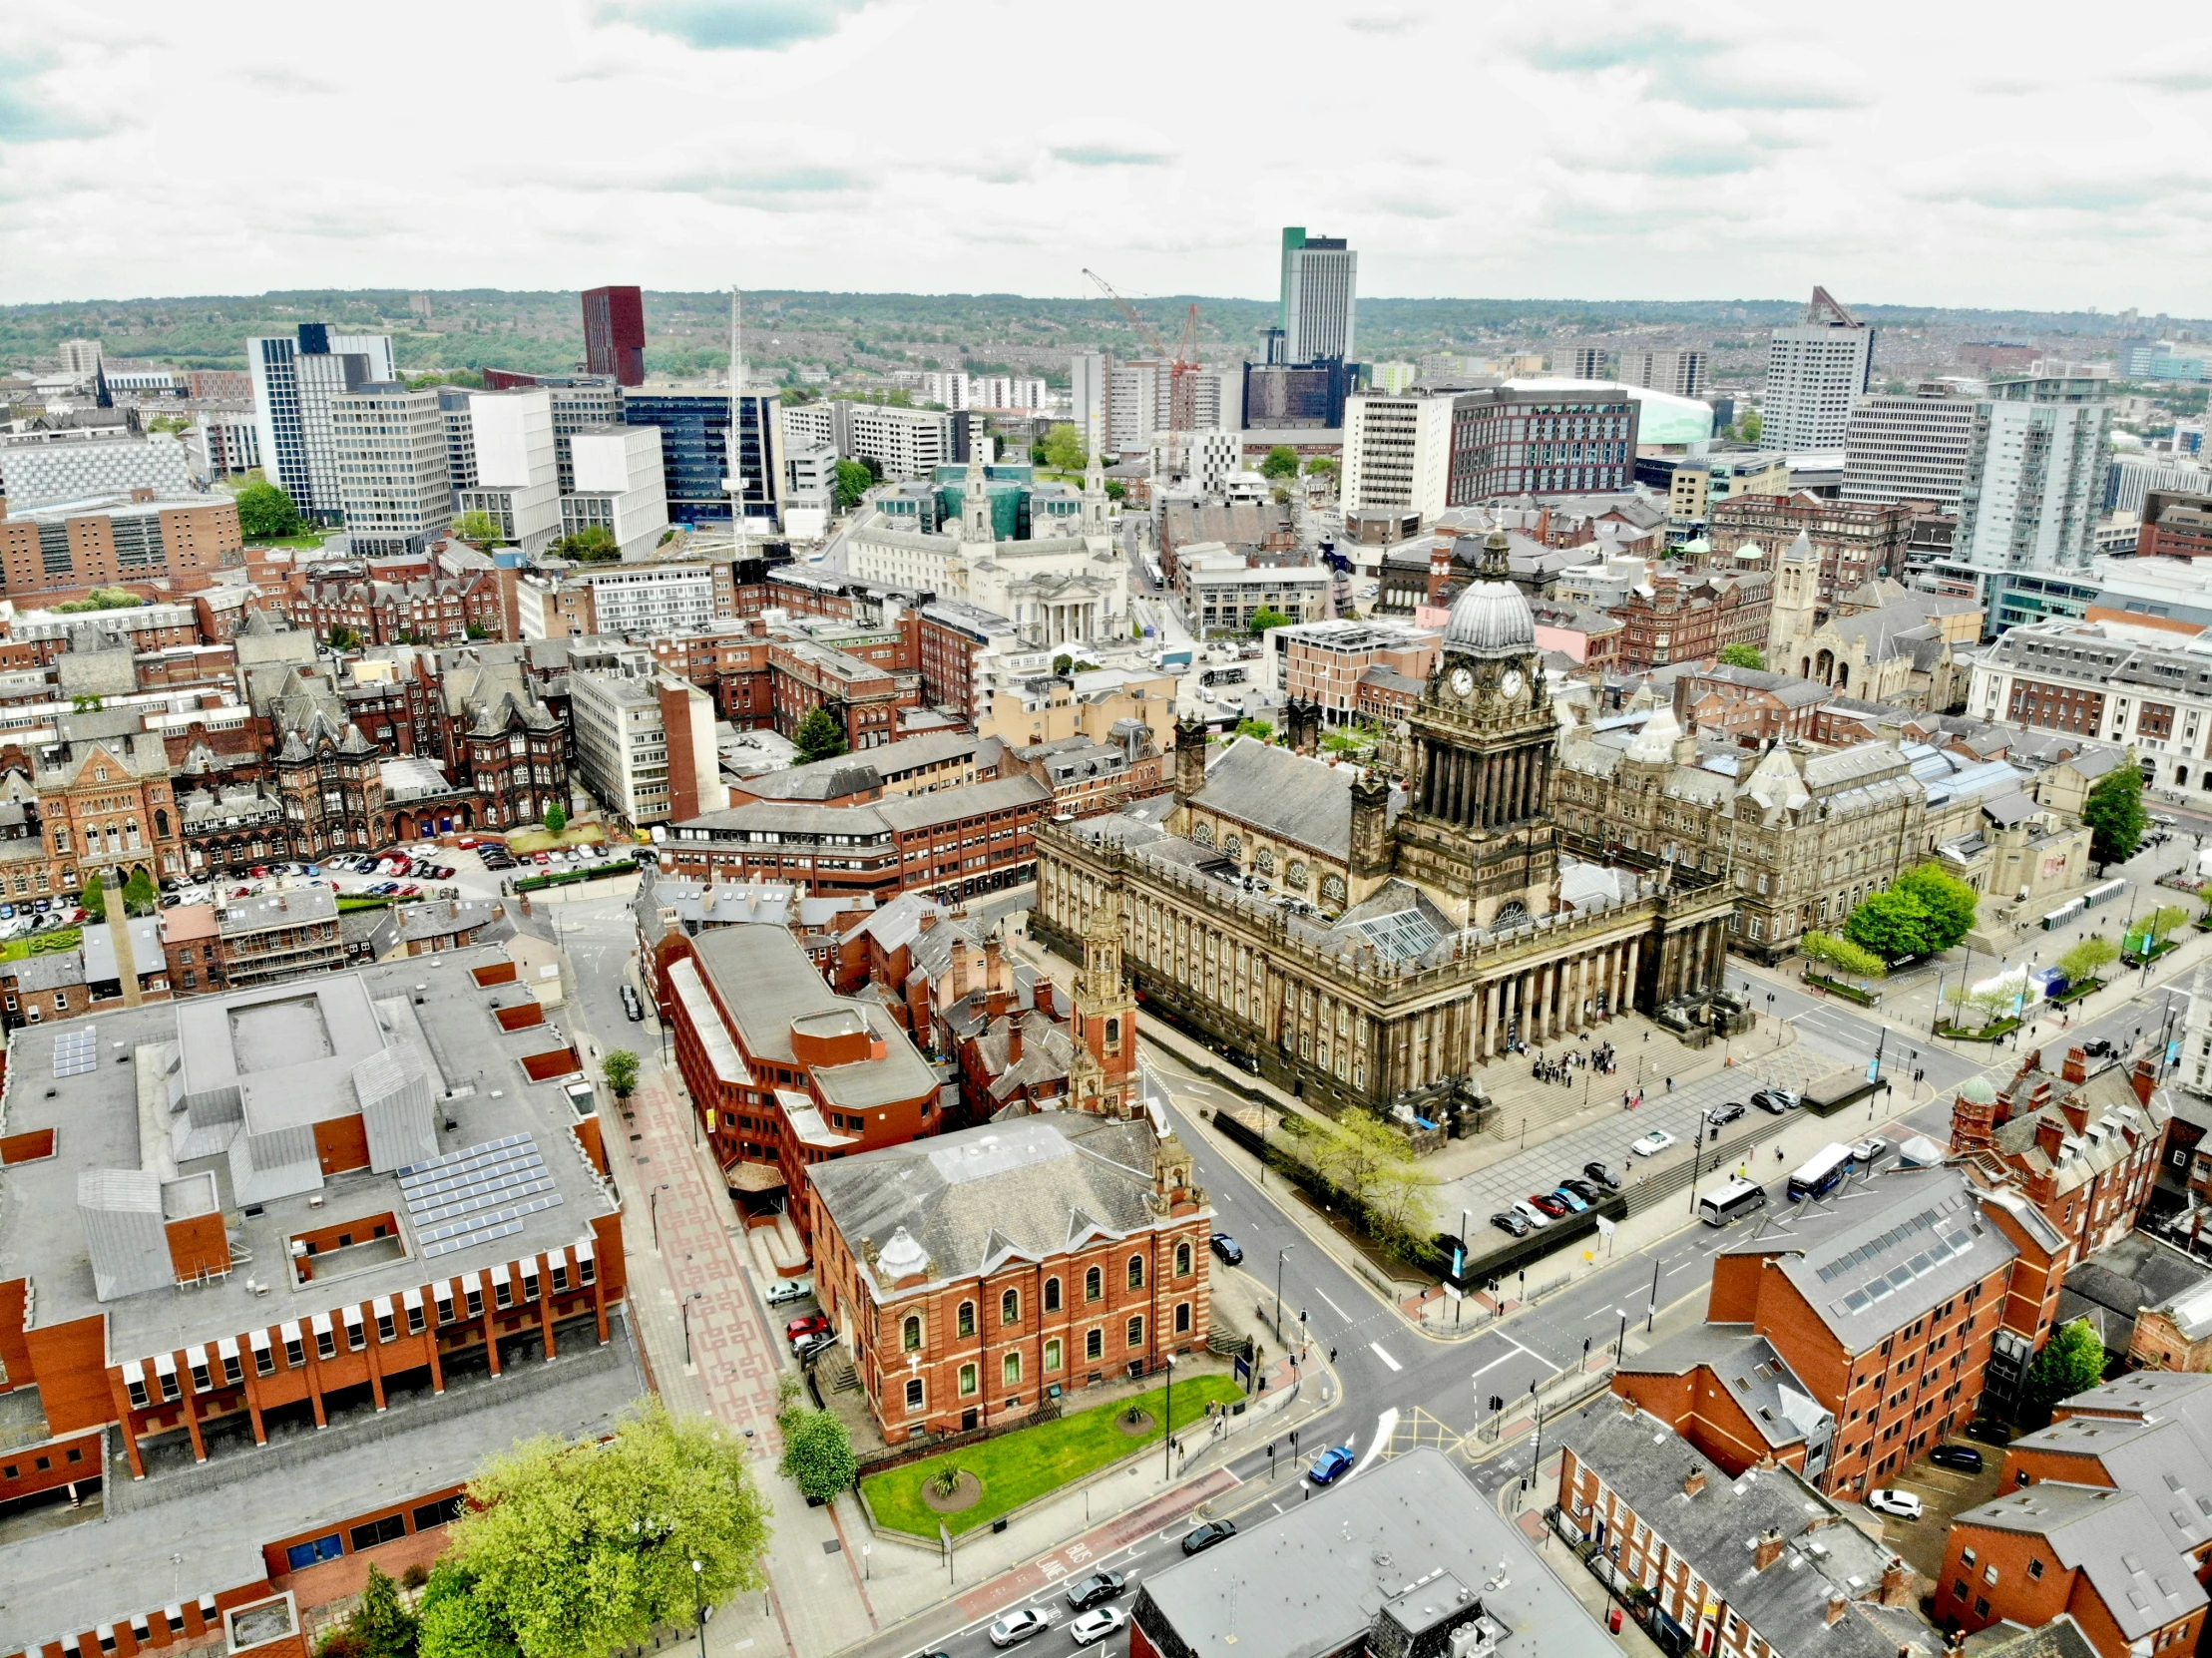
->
[0,928,82,961]
[863,1373,1243,1538]
[505,825,610,854]
[244,534,330,550]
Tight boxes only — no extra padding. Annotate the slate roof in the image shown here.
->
[1189,737,1402,860]
[1955,1483,2207,1640]
[2002,1411,2212,1564]
[1613,1324,1834,1454]
[1960,1615,2102,1658]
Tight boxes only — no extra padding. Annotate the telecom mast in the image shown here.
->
[727,286,750,559]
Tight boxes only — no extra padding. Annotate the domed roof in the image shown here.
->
[1443,580,1536,657]
[1958,1075,1996,1104]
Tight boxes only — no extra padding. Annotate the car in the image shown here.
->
[621,984,645,1022]
[764,1278,813,1307]
[1930,1445,1985,1472]
[0,904,12,919]
[1069,1608,1125,1647]
[1850,1137,1892,1166]
[1064,1571,1126,1611]
[785,1312,830,1344]
[33,898,50,912]
[1527,1192,1570,1218]
[1866,1489,1923,1520]
[1308,1446,1356,1485]
[1548,1186,1589,1213]
[1560,1178,1604,1205]
[1491,1210,1532,1238]
[2081,1037,2115,1058]
[1631,1129,1678,1157]
[1180,1519,1237,1555]
[793,1331,837,1363]
[988,1610,1052,1648]
[1750,1087,1802,1113]
[1510,1200,1553,1230]
[1708,1102,1746,1128]
[1583,1161,1622,1190]
[1209,1232,1243,1265]
[1964,1419,2012,1447]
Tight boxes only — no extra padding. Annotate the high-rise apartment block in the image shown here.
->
[455,388,560,555]
[1071,351,1108,458]
[582,285,647,386]
[328,382,453,555]
[1617,348,1708,399]
[1342,394,1456,522]
[563,425,669,557]
[56,338,103,382]
[248,324,398,522]
[1563,345,1609,381]
[1279,227,1356,362]
[1955,376,2112,578]
[1759,287,1874,453]
[1841,380,1981,509]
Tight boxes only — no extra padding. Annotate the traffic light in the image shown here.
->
[1490,1394,1504,1414]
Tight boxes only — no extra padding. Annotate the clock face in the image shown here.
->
[1501,668,1525,698]
[1450,666,1475,696]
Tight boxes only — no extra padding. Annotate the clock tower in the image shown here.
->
[1395,528,1558,927]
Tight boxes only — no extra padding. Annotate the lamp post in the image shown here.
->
[691,1559,706,1658]
[1687,1108,1713,1216]
[1274,1245,1295,1343]
[1162,1356,1176,1479]
[683,1291,702,1366]
[652,1183,668,1253]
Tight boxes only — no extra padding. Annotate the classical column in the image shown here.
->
[1624,938,1643,1013]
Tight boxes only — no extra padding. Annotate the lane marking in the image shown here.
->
[1369,1342,1403,1372]
[1471,1351,1520,1379]
[1344,1409,1400,1483]
[1497,1332,1549,1366]
[1315,1288,1349,1320]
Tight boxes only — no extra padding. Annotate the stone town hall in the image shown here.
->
[1034,535,1736,1116]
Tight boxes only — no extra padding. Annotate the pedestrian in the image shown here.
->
[1329,1346,1338,1364]
[1666,1075,1674,1093]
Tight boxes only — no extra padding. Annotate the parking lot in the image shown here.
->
[1869,1437,2005,1581]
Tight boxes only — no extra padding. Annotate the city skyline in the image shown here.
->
[4,1,2210,311]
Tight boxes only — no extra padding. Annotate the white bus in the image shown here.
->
[1786,1142,1854,1202]
[1698,1177,1768,1227]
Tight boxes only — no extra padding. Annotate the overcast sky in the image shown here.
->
[6,1,2209,313]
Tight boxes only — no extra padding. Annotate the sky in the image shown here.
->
[4,0,2210,312]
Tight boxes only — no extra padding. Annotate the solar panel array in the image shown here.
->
[1821,1193,1981,1318]
[396,1133,563,1258]
[53,1029,99,1077]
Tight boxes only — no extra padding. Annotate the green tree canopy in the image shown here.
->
[345,1565,421,1658]
[2055,935,2119,986]
[778,1407,857,1503]
[122,868,159,918]
[552,526,617,561]
[454,511,510,551]
[2021,1319,2108,1428]
[1053,653,1075,676]
[1893,863,1980,953]
[1800,929,1887,980]
[422,1403,769,1658]
[1041,423,1088,473]
[2083,765,2147,868]
[1716,642,1765,669]
[831,459,873,512]
[1304,456,1339,483]
[1841,887,1936,962]
[601,1049,640,1101]
[54,587,146,614]
[543,803,568,834]
[1233,718,1274,742]
[2132,904,2191,953]
[1258,445,1300,480]
[791,706,850,764]
[235,479,304,540]
[1248,606,1295,634]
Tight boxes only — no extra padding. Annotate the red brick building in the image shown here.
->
[769,637,919,751]
[1672,664,1834,747]
[1608,569,1772,673]
[807,1113,1212,1437]
[2138,491,2212,561]
[1708,497,1915,615]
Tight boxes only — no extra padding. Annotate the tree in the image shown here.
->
[1104,479,1125,502]
[831,459,872,512]
[329,625,362,650]
[122,868,158,918]
[453,511,509,551]
[467,622,493,639]
[1053,653,1076,676]
[2021,1319,2108,1427]
[1799,930,1887,980]
[427,1402,769,1658]
[235,479,304,540]
[2132,904,2191,954]
[552,526,618,562]
[1841,887,1937,963]
[80,875,108,923]
[543,803,567,835]
[778,1408,857,1503]
[1259,445,1300,481]
[1041,423,1088,473]
[1248,607,1294,635]
[1716,643,1765,669]
[1735,412,1763,445]
[2055,935,2119,987]
[601,1049,640,1102]
[1233,718,1274,742]
[1304,456,1339,488]
[2083,765,2147,868]
[349,1565,420,1658]
[1893,863,1981,954]
[791,706,849,764]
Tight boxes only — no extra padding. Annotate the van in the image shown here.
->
[1698,1178,1768,1227]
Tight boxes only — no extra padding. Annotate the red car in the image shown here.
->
[1527,1193,1571,1219]
[785,1313,831,1345]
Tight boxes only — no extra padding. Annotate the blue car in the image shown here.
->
[1549,1186,1589,1214]
[1308,1446,1356,1485]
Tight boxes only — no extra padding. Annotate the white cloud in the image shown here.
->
[0,0,2206,311]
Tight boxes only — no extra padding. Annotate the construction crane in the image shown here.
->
[1082,267,1204,450]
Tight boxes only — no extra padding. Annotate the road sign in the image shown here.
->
[1594,1215,1616,1238]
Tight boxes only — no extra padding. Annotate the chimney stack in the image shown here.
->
[2130,1057,2158,1105]
[1824,1593,1848,1627]
[2062,1045,2087,1084]
[1007,1019,1024,1068]
[2034,1113,2067,1162]
[1879,1559,1915,1607]
[1754,1529,1785,1571]
[106,870,143,1010]
[1683,1466,1707,1497]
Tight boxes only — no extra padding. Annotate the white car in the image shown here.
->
[1070,1608,1126,1647]
[1509,1199,1553,1230]
[1850,1138,1891,1166]
[1866,1489,1923,1520]
[1630,1129,1678,1157]
[990,1609,1052,1648]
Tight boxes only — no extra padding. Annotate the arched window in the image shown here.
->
[1125,1315,1144,1349]
[1045,1337,1064,1372]
[1085,1328,1104,1361]
[1254,848,1275,875]
[902,1316,922,1353]
[1002,1352,1021,1387]
[1105,1017,1120,1050]
[957,1300,976,1338]
[1001,1288,1020,1326]
[1044,1276,1062,1313]
[958,1363,978,1397]
[1224,834,1242,857]
[1286,860,1308,889]
[1174,1241,1191,1277]
[1127,1254,1145,1290]
[1192,821,1214,848]
[1321,874,1346,907]
[154,808,170,839]
[1085,1265,1103,1302]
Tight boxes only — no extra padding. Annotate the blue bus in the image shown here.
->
[1786,1143,1854,1202]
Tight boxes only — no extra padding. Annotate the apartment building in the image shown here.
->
[247,325,396,520]
[1445,384,1639,500]
[328,383,452,556]
[2138,490,2212,560]
[569,659,672,825]
[1265,619,1439,723]
[1952,378,2112,585]
[769,636,919,750]
[1968,615,2212,796]
[454,389,559,556]
[191,408,262,478]
[1174,546,1331,634]
[843,402,952,480]
[0,495,242,598]
[1760,287,1875,453]
[582,284,646,385]
[0,431,198,511]
[1341,393,1454,521]
[1708,496,1915,614]
[1617,347,1709,399]
[1842,381,1981,509]
[209,886,345,988]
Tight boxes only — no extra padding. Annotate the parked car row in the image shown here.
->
[1492,1161,1622,1237]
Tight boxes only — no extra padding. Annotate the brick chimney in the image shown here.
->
[919,911,939,933]
[1682,1466,1707,1497]
[2062,1046,2087,1084]
[1879,1558,1915,1607]
[1824,1593,1848,1626]
[951,943,970,1002]
[1755,1528,1785,1571]
[2131,1058,2158,1105]
[2058,1092,2089,1135]
[1006,1019,1024,1068]
[2034,1113,2067,1162]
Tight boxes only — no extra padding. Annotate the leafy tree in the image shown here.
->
[55,587,146,613]
[1304,456,1339,486]
[466,622,493,639]
[329,625,362,650]
[778,1408,858,1503]
[543,803,567,834]
[122,868,159,918]
[2083,765,2147,868]
[831,459,873,512]
[1041,423,1088,473]
[1735,412,1763,445]
[439,1402,769,1658]
[236,479,304,540]
[1104,479,1125,502]
[80,875,108,923]
[416,1563,514,1658]
[1717,642,1765,669]
[601,1049,640,1102]
[348,1565,420,1658]
[2131,904,2191,954]
[1233,719,1273,741]
[2055,935,2118,987]
[1322,730,1364,755]
[1259,445,1300,481]
[1800,929,1886,980]
[2021,1319,2108,1427]
[791,706,849,764]
[1893,863,1980,953]
[1053,653,1076,676]
[1248,607,1294,634]
[1841,887,1936,963]
[552,526,618,561]
[454,511,509,551]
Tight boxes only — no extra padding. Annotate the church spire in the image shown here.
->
[1479,521,1511,580]
[1082,443,1108,533]
[958,448,993,543]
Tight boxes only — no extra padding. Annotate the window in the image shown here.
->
[1086,1328,1104,1361]
[315,1324,337,1361]
[345,1315,366,1352]
[1954,1581,1970,1602]
[1003,1352,1022,1387]
[376,1308,397,1342]
[494,1276,513,1310]
[412,1497,464,1530]
[958,1364,978,1397]
[1126,1315,1144,1349]
[1045,1338,1063,1372]
[1127,1254,1145,1291]
[1974,1599,1989,1619]
[1086,1265,1103,1302]
[1002,1288,1020,1326]
[1045,1276,1062,1313]
[1175,1302,1191,1334]
[407,1301,425,1335]
[550,1262,570,1293]
[957,1300,976,1338]
[1174,1241,1191,1276]
[254,1343,276,1378]
[464,1284,484,1318]
[902,1316,922,1353]
[905,1378,924,1414]
[2028,1559,2043,1580]
[349,1514,406,1551]
[126,1374,150,1409]
[285,1332,306,1368]
[1983,1564,1998,1586]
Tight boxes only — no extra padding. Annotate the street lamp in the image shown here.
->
[1687,1108,1713,1216]
[1616,1308,1629,1365]
[1162,1356,1176,1478]
[1275,1245,1295,1342]
[691,1559,706,1658]
[652,1183,669,1253]
[683,1291,703,1366]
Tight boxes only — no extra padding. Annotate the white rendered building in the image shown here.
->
[1841,380,1981,510]
[328,382,452,555]
[564,425,669,558]
[457,388,560,555]
[1759,288,1874,453]
[1342,393,1454,522]
[1957,377,2111,577]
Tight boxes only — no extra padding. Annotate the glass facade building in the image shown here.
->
[623,392,780,526]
